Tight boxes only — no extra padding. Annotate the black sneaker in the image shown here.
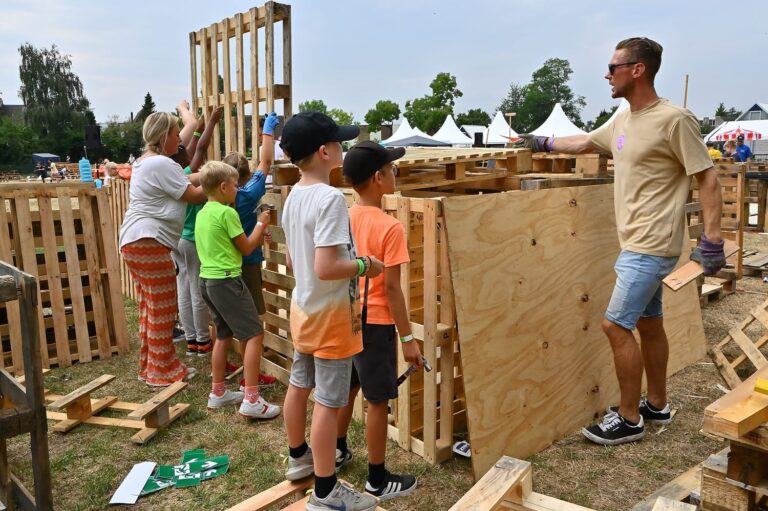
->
[335,448,352,473]
[364,471,417,501]
[582,411,644,446]
[608,398,672,426]
[173,326,186,343]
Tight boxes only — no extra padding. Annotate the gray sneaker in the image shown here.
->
[306,481,378,511]
[285,447,314,481]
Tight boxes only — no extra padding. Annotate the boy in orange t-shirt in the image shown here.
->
[337,141,423,501]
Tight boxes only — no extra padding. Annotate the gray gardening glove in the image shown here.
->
[690,233,726,276]
[514,133,551,152]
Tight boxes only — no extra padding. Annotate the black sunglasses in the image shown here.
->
[608,62,638,75]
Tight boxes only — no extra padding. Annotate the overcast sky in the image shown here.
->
[1,0,766,126]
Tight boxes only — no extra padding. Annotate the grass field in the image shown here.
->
[6,233,768,510]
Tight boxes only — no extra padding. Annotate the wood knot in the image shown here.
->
[580,294,589,302]
[582,324,589,331]
[569,199,578,207]
[542,341,549,349]
[530,239,537,246]
[591,385,600,394]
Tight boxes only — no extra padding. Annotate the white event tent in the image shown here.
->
[382,118,449,147]
[703,120,768,144]
[531,102,587,137]
[433,115,474,147]
[484,111,517,145]
[600,99,630,128]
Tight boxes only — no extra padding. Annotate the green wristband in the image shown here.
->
[399,334,414,343]
[356,259,365,276]
[193,131,202,137]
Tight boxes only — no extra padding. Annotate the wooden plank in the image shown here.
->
[0,198,23,373]
[448,456,531,510]
[234,13,246,154]
[442,185,707,480]
[77,192,112,358]
[47,374,115,411]
[265,1,275,113]
[729,328,768,370]
[704,366,768,449]
[249,7,260,167]
[281,4,292,119]
[395,196,413,451]
[222,15,234,154]
[710,392,768,438]
[663,239,740,291]
[224,478,313,511]
[629,456,712,511]
[127,381,187,420]
[189,31,198,112]
[56,188,91,363]
[422,199,438,464]
[649,497,696,511]
[210,21,221,160]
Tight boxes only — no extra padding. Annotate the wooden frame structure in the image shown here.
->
[189,2,292,164]
[0,183,128,374]
[45,375,190,444]
[709,298,768,389]
[106,179,137,301]
[0,262,53,511]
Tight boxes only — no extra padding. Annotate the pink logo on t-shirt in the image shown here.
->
[617,134,625,151]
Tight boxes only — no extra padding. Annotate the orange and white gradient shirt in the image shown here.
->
[282,183,362,359]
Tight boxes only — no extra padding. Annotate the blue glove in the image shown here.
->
[690,233,725,276]
[515,133,551,152]
[263,112,279,136]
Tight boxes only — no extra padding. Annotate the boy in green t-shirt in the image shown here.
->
[195,160,280,419]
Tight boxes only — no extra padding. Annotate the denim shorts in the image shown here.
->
[289,351,353,408]
[604,250,679,330]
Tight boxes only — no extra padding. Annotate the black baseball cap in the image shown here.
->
[737,134,745,141]
[343,141,405,185]
[280,111,359,163]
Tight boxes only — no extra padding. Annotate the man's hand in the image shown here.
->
[401,340,422,368]
[514,133,551,152]
[263,112,279,136]
[690,233,726,276]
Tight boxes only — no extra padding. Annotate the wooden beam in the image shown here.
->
[663,239,740,291]
[448,456,531,511]
[47,374,115,411]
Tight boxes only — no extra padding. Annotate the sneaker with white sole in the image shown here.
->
[239,396,281,419]
[207,389,244,409]
[285,447,314,481]
[608,399,672,426]
[582,411,644,446]
[365,470,417,501]
[335,449,352,473]
[306,480,378,511]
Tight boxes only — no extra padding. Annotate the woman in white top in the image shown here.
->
[119,112,206,387]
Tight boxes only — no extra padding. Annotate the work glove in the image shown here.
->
[690,232,725,276]
[514,133,551,152]
[263,112,279,136]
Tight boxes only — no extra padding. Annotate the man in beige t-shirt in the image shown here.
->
[519,37,724,446]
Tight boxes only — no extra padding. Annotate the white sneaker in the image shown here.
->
[207,389,244,409]
[306,481,378,511]
[239,396,281,419]
[285,447,313,481]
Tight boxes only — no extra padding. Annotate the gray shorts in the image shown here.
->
[199,276,263,341]
[289,351,353,408]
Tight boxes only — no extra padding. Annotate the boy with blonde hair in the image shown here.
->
[335,141,421,500]
[280,111,383,511]
[195,160,280,419]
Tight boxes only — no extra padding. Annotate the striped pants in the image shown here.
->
[121,238,187,386]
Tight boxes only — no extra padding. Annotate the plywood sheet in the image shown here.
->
[442,184,706,480]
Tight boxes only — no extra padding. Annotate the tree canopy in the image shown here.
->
[135,92,156,123]
[298,99,329,115]
[589,106,618,131]
[456,108,491,127]
[18,43,92,158]
[364,100,401,132]
[497,58,585,133]
[404,72,463,135]
[0,117,38,164]
[715,102,742,121]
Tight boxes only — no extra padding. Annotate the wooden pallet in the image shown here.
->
[0,183,128,374]
[106,179,137,301]
[701,367,768,510]
[742,249,768,276]
[449,455,696,511]
[45,375,190,444]
[531,153,608,176]
[709,299,768,389]
[190,2,292,165]
[226,478,386,511]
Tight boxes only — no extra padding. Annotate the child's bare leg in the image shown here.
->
[284,384,311,447]
[365,401,388,465]
[336,387,359,438]
[311,403,340,476]
[243,333,264,387]
[211,337,231,384]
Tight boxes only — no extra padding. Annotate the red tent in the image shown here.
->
[714,126,763,141]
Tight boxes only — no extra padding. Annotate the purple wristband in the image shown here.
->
[545,137,555,152]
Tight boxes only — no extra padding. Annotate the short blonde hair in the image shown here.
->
[222,151,251,180]
[143,112,179,155]
[105,161,118,176]
[200,161,238,194]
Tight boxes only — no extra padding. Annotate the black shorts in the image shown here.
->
[199,276,263,341]
[350,324,397,403]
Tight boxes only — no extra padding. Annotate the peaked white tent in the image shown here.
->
[433,115,474,147]
[531,103,587,137]
[461,124,486,144]
[382,118,448,147]
[381,118,415,145]
[485,111,517,145]
[601,99,630,127]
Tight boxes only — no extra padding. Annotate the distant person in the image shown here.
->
[50,161,59,180]
[66,155,71,163]
[103,162,118,187]
[706,142,721,159]
[722,140,736,158]
[128,153,136,165]
[734,134,753,162]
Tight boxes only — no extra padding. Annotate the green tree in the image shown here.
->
[0,117,38,164]
[589,106,618,131]
[135,93,156,123]
[456,108,491,127]
[328,108,354,126]
[364,100,401,132]
[404,72,463,134]
[18,43,92,158]
[714,102,741,121]
[100,115,143,162]
[498,58,586,133]
[298,99,328,115]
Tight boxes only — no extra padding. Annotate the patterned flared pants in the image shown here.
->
[121,238,187,386]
